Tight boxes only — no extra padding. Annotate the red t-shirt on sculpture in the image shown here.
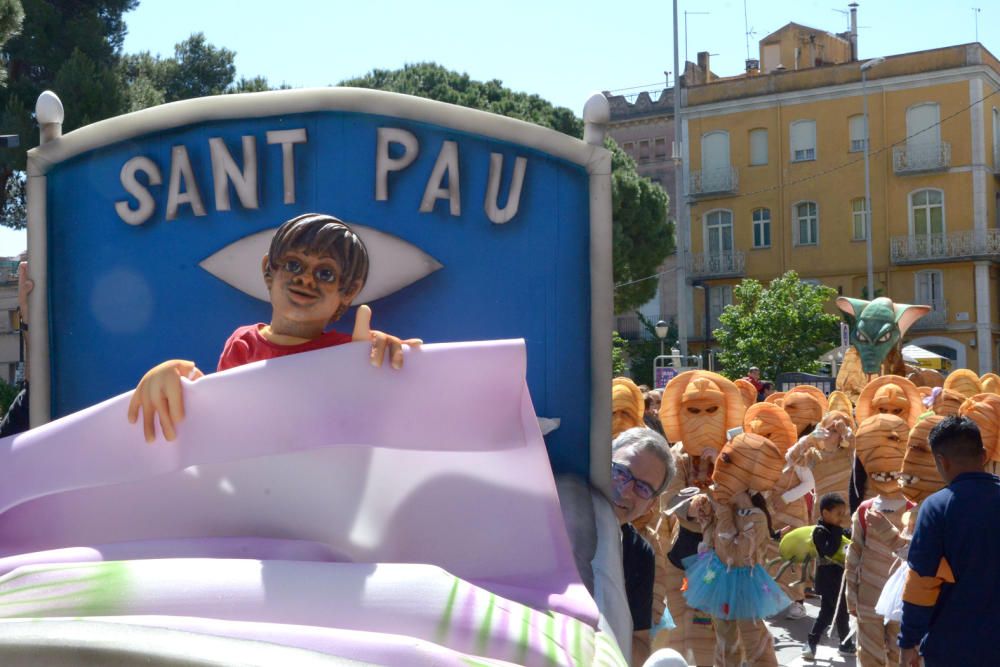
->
[217,324,353,372]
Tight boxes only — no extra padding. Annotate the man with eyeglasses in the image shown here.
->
[611,427,675,665]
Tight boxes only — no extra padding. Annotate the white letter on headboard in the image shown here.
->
[266,128,308,205]
[419,140,461,216]
[210,136,259,211]
[165,146,207,220]
[375,127,419,201]
[484,154,527,224]
[115,156,162,226]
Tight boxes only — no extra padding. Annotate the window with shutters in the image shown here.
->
[852,198,869,241]
[749,128,768,166]
[790,120,816,162]
[849,115,866,152]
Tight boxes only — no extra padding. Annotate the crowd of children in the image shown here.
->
[614,367,998,666]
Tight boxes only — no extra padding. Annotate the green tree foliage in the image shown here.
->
[626,314,677,387]
[0,0,24,87]
[341,62,675,313]
[341,62,583,138]
[609,140,673,313]
[121,33,237,110]
[0,0,137,224]
[0,377,18,416]
[715,271,840,381]
[612,330,628,377]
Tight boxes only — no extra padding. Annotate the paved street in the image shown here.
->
[766,596,858,667]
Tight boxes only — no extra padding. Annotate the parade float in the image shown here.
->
[0,87,638,665]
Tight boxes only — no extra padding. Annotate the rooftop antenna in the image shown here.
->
[832,7,850,32]
[743,0,757,61]
[684,10,710,64]
[973,7,981,42]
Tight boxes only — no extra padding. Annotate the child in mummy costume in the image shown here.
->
[846,409,913,667]
[873,413,946,623]
[682,431,790,667]
[656,370,746,666]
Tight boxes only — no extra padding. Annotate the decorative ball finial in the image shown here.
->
[36,90,64,126]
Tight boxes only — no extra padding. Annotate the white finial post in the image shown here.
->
[583,93,610,147]
[36,91,64,145]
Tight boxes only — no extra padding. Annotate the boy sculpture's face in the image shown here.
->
[262,249,361,333]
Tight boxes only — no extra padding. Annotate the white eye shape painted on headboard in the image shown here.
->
[199,224,443,304]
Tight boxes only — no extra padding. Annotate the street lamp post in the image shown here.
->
[861,56,884,300]
[655,319,668,357]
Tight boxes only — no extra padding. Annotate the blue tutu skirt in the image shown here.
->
[682,551,791,620]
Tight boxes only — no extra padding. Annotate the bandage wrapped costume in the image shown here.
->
[743,403,812,602]
[612,377,645,440]
[654,371,745,665]
[682,432,789,667]
[846,413,910,667]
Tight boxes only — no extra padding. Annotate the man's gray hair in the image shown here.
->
[612,427,675,495]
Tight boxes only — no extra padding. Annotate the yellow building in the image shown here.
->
[682,31,1000,373]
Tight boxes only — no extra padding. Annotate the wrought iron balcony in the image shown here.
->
[688,166,738,197]
[910,302,948,330]
[891,230,1000,264]
[688,251,745,278]
[892,142,951,174]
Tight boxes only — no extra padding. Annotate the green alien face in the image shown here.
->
[836,297,931,374]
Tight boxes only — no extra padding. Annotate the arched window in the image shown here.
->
[909,189,945,236]
[752,208,771,248]
[794,201,819,246]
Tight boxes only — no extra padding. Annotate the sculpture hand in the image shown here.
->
[127,360,204,443]
[352,305,422,370]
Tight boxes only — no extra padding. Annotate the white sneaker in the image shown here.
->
[785,601,807,619]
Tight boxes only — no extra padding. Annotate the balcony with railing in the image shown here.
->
[911,302,948,330]
[688,251,745,278]
[688,166,738,198]
[893,142,951,174]
[891,230,1000,264]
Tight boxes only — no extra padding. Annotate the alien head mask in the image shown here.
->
[660,370,745,458]
[712,432,785,506]
[980,373,1000,395]
[944,369,982,400]
[734,378,758,409]
[743,403,798,455]
[611,377,645,439]
[782,390,826,437]
[836,297,931,374]
[900,415,946,504]
[958,392,1000,462]
[855,413,909,497]
[855,375,923,429]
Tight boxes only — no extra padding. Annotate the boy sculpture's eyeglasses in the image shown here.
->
[611,462,656,500]
[277,256,339,284]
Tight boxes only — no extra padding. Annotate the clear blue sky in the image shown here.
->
[3,0,995,257]
[121,0,999,111]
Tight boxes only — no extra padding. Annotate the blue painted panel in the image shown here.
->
[45,111,591,477]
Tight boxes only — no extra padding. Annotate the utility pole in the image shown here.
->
[673,0,689,357]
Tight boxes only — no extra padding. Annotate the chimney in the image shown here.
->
[849,2,859,61]
[697,51,711,77]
